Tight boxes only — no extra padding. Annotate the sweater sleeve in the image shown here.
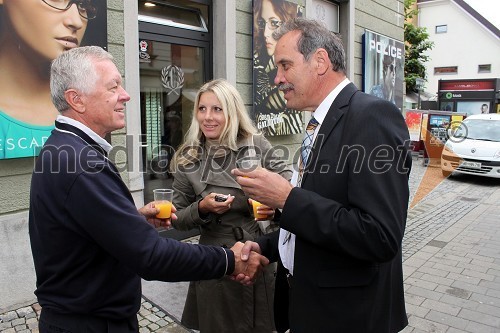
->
[65,164,231,281]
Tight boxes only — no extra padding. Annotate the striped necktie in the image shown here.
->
[283,116,319,245]
[297,116,320,187]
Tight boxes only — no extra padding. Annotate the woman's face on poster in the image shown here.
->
[260,0,281,57]
[2,0,88,60]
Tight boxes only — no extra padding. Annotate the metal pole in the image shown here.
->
[415,78,424,110]
[418,89,421,109]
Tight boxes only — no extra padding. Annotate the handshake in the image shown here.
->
[229,241,267,286]
[140,203,269,285]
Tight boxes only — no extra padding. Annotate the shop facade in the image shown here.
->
[0,0,404,309]
[437,78,500,115]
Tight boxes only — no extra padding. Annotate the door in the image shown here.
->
[139,2,211,240]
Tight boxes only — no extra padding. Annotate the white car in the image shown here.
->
[441,113,500,178]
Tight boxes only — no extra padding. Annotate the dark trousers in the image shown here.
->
[39,308,139,333]
[275,262,290,333]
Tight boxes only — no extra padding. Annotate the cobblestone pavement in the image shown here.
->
[0,299,185,333]
[402,158,500,332]
[2,157,499,332]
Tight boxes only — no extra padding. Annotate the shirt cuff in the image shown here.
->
[223,247,235,275]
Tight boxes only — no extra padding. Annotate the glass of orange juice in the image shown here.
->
[251,199,267,220]
[153,189,174,219]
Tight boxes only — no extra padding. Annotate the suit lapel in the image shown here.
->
[302,83,358,185]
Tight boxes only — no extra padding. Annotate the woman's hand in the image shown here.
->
[249,199,275,221]
[198,193,235,215]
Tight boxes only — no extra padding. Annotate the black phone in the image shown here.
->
[215,195,228,202]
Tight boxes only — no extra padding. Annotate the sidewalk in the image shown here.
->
[1,159,499,332]
[402,162,500,332]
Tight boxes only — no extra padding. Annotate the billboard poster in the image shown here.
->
[457,101,491,116]
[405,111,423,141]
[252,0,304,136]
[0,0,108,159]
[363,30,404,111]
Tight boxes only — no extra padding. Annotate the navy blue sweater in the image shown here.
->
[29,122,234,320]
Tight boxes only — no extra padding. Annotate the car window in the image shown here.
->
[455,119,500,142]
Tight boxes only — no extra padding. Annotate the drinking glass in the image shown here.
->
[251,199,267,220]
[153,189,174,219]
[235,154,261,172]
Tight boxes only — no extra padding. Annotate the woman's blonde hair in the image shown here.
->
[171,79,258,169]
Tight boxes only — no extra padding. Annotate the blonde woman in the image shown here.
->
[170,79,291,332]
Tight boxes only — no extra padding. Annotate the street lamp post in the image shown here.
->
[415,77,424,109]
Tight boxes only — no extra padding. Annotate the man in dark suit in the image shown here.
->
[233,19,411,332]
[29,46,267,333]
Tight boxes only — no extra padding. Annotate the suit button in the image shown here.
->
[216,217,222,224]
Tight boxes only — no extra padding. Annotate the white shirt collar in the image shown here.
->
[56,115,113,153]
[312,77,350,124]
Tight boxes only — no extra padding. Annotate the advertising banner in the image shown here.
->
[0,0,108,159]
[405,111,423,141]
[437,79,498,114]
[252,0,304,136]
[363,30,404,111]
[439,79,495,91]
[457,101,492,116]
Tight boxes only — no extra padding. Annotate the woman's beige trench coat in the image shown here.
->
[171,134,292,333]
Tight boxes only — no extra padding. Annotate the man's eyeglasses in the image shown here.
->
[257,18,282,31]
[41,0,97,20]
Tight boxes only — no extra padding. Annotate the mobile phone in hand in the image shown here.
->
[215,195,228,202]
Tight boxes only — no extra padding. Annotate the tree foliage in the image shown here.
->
[404,0,434,93]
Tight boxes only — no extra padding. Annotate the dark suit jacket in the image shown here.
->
[258,83,411,333]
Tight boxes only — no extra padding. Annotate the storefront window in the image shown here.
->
[138,0,209,32]
[138,1,211,240]
[139,41,206,198]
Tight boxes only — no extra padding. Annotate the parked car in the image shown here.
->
[441,113,500,178]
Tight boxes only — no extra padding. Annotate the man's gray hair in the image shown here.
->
[50,46,113,112]
[272,18,346,74]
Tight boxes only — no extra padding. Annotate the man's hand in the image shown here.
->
[230,241,269,286]
[232,167,293,209]
[240,240,262,260]
[139,202,177,228]
[232,241,263,283]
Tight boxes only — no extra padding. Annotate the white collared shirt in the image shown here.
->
[278,78,350,275]
[56,115,113,154]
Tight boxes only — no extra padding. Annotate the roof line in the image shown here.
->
[418,0,500,38]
